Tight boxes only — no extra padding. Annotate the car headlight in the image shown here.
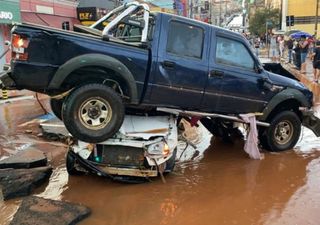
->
[147,142,170,156]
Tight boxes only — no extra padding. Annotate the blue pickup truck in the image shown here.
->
[1,2,319,152]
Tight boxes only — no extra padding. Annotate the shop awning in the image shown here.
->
[0,0,21,24]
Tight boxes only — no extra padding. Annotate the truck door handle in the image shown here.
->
[162,61,176,68]
[209,70,224,78]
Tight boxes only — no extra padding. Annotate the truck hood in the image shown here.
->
[266,71,313,105]
[266,71,307,91]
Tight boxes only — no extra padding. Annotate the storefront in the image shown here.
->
[77,7,108,26]
[20,0,79,30]
[0,0,21,71]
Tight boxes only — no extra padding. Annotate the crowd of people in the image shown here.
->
[245,32,320,83]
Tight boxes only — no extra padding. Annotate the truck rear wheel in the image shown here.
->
[259,111,301,152]
[50,98,63,120]
[62,84,125,143]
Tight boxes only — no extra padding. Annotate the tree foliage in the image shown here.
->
[249,8,280,36]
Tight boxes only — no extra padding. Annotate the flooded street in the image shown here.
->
[1,87,320,225]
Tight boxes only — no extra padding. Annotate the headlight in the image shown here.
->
[147,142,170,156]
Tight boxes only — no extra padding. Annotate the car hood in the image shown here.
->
[266,71,307,91]
[266,71,313,105]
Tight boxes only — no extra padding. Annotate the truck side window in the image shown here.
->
[166,21,204,59]
[216,37,254,70]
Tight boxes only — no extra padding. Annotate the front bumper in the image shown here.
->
[0,69,16,89]
[69,150,158,178]
[301,108,320,136]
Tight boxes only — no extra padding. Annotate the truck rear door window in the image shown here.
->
[166,21,204,59]
[215,36,254,70]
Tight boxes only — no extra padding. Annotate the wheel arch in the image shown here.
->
[48,54,138,104]
[259,88,310,122]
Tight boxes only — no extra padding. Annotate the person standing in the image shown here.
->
[279,36,285,58]
[269,35,279,62]
[254,36,260,57]
[286,37,294,63]
[299,35,309,73]
[312,41,320,82]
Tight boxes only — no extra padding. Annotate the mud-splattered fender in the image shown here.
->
[258,88,310,121]
[48,54,138,103]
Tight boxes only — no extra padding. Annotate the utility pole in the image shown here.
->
[315,0,319,37]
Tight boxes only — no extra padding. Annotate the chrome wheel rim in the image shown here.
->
[78,97,112,130]
[274,120,293,145]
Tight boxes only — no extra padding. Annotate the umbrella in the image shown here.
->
[290,31,312,39]
[284,29,301,36]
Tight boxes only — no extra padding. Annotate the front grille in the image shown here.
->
[98,145,146,168]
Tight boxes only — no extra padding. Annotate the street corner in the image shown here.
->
[0,166,52,201]
[9,196,91,225]
[0,147,47,169]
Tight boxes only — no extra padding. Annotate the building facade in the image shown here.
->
[0,0,21,71]
[21,0,79,29]
[282,0,319,37]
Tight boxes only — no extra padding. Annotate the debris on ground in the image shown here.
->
[0,166,52,200]
[0,148,47,169]
[9,196,91,225]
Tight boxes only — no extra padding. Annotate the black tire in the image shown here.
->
[200,118,242,143]
[62,84,125,143]
[66,151,83,175]
[50,98,63,120]
[260,111,301,152]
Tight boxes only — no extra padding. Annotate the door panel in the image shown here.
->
[149,17,209,110]
[203,34,272,114]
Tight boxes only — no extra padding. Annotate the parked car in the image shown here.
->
[66,115,178,182]
[1,2,320,152]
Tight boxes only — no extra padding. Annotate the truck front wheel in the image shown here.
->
[50,98,63,120]
[62,84,125,143]
[260,111,301,152]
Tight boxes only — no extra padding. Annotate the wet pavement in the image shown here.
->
[0,82,320,224]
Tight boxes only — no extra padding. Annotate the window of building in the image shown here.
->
[215,36,254,70]
[166,21,204,59]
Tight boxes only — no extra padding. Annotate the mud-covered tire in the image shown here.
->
[66,151,83,175]
[50,98,63,120]
[62,84,125,143]
[200,117,242,143]
[260,111,301,152]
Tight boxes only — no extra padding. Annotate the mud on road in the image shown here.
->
[0,92,320,225]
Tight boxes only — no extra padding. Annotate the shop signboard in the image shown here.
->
[0,0,21,24]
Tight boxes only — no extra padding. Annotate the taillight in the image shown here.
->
[11,34,29,61]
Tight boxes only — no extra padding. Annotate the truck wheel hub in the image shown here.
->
[274,120,293,145]
[79,98,112,130]
[88,107,100,119]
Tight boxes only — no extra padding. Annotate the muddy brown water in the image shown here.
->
[1,90,320,225]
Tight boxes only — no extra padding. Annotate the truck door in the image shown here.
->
[148,17,209,110]
[202,34,270,114]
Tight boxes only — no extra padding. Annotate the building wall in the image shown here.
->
[21,0,78,17]
[78,0,116,10]
[287,0,319,37]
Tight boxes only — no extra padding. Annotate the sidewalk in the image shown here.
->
[281,58,320,105]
